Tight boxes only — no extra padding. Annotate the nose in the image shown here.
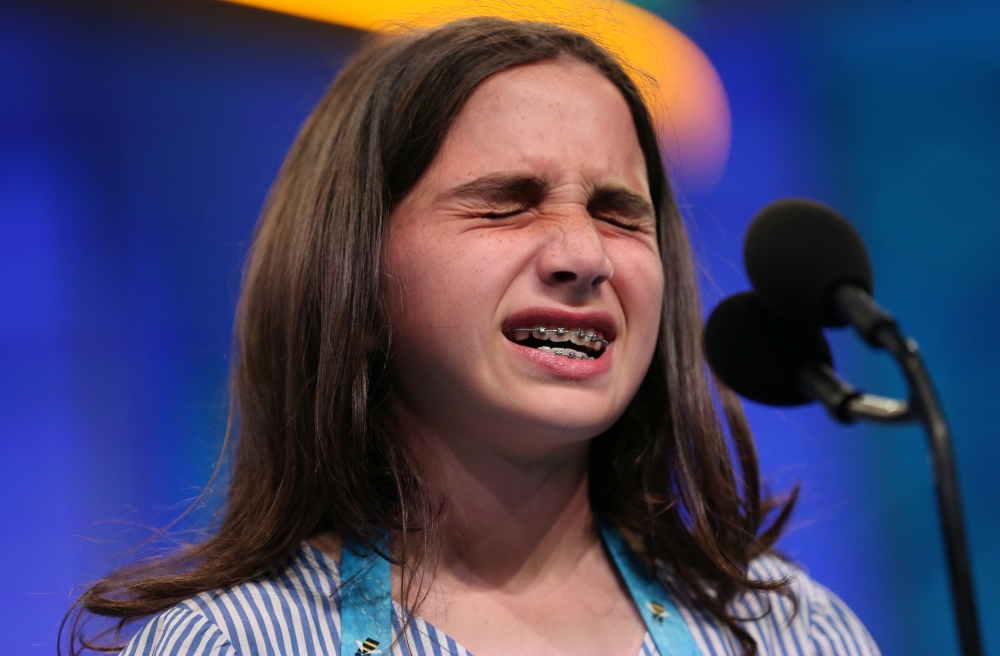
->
[537,211,613,296]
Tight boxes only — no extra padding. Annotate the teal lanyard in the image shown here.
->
[339,522,699,656]
[595,518,700,656]
[340,534,393,656]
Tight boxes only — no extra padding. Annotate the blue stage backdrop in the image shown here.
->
[0,1,996,654]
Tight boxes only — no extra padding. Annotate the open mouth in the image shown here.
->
[504,326,610,360]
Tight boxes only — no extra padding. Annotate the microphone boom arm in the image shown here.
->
[798,285,984,656]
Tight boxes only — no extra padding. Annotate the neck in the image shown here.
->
[400,405,597,592]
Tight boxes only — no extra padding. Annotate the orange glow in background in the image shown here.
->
[221,0,731,190]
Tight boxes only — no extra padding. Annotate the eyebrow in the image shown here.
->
[587,185,655,220]
[444,173,549,206]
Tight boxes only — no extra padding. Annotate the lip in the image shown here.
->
[501,306,617,379]
[501,307,618,341]
[506,339,614,378]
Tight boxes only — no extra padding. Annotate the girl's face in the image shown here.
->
[384,58,664,456]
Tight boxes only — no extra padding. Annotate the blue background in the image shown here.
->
[0,0,996,653]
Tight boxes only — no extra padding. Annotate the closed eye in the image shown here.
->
[593,213,646,231]
[446,174,547,220]
[587,186,655,232]
[481,207,529,219]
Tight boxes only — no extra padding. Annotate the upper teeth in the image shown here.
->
[509,327,608,350]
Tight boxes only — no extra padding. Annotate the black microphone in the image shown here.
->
[744,198,896,347]
[704,291,832,406]
[729,197,983,656]
[703,291,898,423]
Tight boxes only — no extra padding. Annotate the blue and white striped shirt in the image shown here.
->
[120,542,879,656]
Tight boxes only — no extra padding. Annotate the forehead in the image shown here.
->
[428,58,649,193]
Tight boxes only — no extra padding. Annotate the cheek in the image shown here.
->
[383,227,454,338]
[383,224,520,340]
[612,246,665,344]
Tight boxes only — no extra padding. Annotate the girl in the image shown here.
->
[68,17,878,656]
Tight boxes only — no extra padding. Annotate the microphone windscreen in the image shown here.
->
[704,291,833,406]
[744,198,872,327]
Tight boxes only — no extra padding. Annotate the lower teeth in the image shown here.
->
[538,346,593,360]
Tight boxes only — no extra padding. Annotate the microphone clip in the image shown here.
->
[798,361,914,425]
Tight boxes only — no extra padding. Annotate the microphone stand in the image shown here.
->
[798,286,983,656]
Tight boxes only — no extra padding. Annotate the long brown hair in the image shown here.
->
[64,17,795,655]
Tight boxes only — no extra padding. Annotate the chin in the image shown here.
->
[503,391,626,442]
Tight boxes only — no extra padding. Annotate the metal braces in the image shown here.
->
[537,346,594,360]
[510,327,609,347]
